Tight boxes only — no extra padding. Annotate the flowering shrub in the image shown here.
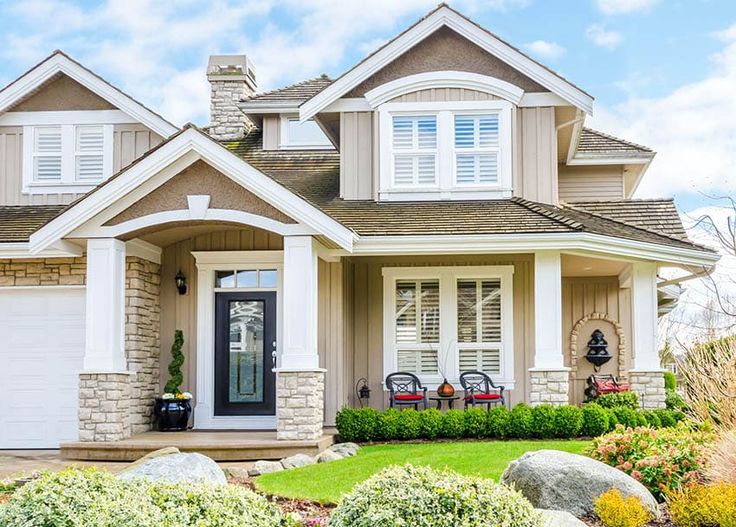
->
[594,488,651,527]
[667,482,736,527]
[0,468,293,527]
[328,464,541,527]
[587,424,714,501]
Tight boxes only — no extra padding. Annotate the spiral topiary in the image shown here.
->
[164,330,185,394]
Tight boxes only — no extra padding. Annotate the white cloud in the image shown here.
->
[595,0,659,15]
[586,24,623,49]
[524,40,565,60]
[589,23,736,199]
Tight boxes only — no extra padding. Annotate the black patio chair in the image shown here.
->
[460,371,505,409]
[385,371,428,410]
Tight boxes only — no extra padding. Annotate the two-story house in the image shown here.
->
[0,5,718,450]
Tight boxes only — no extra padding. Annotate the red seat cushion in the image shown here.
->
[465,393,501,401]
[614,385,630,392]
[394,394,424,401]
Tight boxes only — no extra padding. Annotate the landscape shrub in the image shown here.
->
[594,488,651,527]
[705,430,736,485]
[606,409,620,432]
[463,408,487,438]
[531,404,557,439]
[664,370,677,391]
[328,464,541,527]
[440,409,465,438]
[554,405,584,438]
[597,391,640,410]
[641,410,661,428]
[379,408,402,440]
[667,482,736,527]
[335,407,380,442]
[418,408,443,440]
[486,406,511,438]
[654,408,677,428]
[0,468,292,527]
[396,409,421,440]
[587,424,715,500]
[665,389,687,411]
[582,403,610,437]
[612,406,640,429]
[508,403,534,439]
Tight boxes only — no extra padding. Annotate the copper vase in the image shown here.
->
[437,379,455,397]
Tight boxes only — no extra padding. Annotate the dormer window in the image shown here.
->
[22,121,113,193]
[378,100,512,201]
[279,115,332,149]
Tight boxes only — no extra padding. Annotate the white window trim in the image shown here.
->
[279,114,333,150]
[382,265,515,390]
[378,100,513,201]
[22,121,114,194]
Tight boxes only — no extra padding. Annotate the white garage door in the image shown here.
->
[0,287,85,449]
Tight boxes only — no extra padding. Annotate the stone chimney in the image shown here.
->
[206,55,257,140]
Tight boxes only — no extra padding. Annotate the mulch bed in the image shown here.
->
[230,475,333,521]
[582,504,674,526]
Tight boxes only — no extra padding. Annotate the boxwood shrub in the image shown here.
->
[553,405,584,438]
[582,403,609,437]
[508,403,534,439]
[487,406,511,438]
[440,409,466,438]
[329,464,541,527]
[531,404,557,439]
[463,408,488,438]
[396,409,422,440]
[597,391,640,410]
[418,408,443,439]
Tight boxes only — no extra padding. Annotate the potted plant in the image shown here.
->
[154,330,192,431]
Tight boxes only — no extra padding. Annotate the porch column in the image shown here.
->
[529,250,570,406]
[78,238,133,442]
[628,262,665,409]
[276,236,325,440]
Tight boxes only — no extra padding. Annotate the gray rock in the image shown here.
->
[281,453,316,469]
[501,450,658,518]
[539,509,588,527]
[329,442,359,457]
[225,467,251,479]
[127,447,180,471]
[119,452,227,486]
[316,449,343,463]
[248,460,285,476]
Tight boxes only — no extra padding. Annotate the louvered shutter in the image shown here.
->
[456,279,503,376]
[75,126,105,181]
[395,280,439,375]
[454,115,500,185]
[392,116,437,186]
[32,127,62,182]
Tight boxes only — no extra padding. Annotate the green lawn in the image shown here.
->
[255,440,590,504]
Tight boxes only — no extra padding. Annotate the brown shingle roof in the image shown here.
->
[578,128,653,155]
[246,76,333,103]
[0,205,66,243]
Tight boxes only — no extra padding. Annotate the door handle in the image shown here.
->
[271,341,277,367]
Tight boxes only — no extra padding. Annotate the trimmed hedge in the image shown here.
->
[335,403,685,442]
[596,391,640,410]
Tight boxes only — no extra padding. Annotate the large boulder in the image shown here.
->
[501,450,658,518]
[538,509,588,527]
[119,452,227,486]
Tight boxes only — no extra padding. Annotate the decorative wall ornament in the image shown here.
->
[569,312,627,380]
[584,328,612,371]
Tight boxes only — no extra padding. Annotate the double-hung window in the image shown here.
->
[23,123,113,192]
[391,115,437,186]
[383,266,514,387]
[454,114,500,185]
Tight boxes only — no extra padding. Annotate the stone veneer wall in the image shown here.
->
[629,370,666,409]
[78,372,134,441]
[125,256,161,435]
[0,257,86,285]
[276,370,325,440]
[529,368,570,406]
[208,79,254,140]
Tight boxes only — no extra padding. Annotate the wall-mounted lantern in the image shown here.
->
[175,270,187,295]
[585,328,612,371]
[355,377,371,407]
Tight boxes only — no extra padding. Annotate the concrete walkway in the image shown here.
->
[0,450,253,480]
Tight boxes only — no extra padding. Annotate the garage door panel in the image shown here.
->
[0,288,85,449]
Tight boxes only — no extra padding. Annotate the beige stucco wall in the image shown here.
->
[562,276,632,405]
[10,75,116,112]
[558,165,625,202]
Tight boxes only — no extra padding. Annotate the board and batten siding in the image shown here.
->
[0,124,162,205]
[261,115,280,150]
[513,106,557,204]
[561,276,632,405]
[558,165,625,202]
[345,254,535,409]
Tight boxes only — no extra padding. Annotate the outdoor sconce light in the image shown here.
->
[355,377,371,407]
[175,270,187,295]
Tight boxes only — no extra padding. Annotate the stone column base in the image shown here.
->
[529,368,570,406]
[276,369,325,440]
[629,370,666,409]
[78,372,134,442]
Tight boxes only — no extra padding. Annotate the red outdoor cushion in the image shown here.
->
[394,394,424,401]
[614,385,630,392]
[465,393,501,401]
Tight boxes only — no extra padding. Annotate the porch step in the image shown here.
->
[60,431,335,462]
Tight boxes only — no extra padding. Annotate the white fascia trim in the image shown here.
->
[0,53,177,137]
[299,6,593,121]
[239,101,301,113]
[567,154,654,166]
[0,110,137,126]
[365,71,524,107]
[0,241,83,259]
[352,232,721,266]
[518,92,569,107]
[29,128,355,253]
[125,238,162,264]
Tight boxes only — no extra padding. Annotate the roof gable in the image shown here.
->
[8,73,115,112]
[300,4,594,120]
[0,51,177,137]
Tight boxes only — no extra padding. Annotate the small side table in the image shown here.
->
[430,395,461,410]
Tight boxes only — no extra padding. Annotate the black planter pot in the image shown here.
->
[154,397,191,432]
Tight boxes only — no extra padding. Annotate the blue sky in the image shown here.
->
[1,0,735,213]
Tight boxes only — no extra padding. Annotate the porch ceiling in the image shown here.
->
[561,253,627,277]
